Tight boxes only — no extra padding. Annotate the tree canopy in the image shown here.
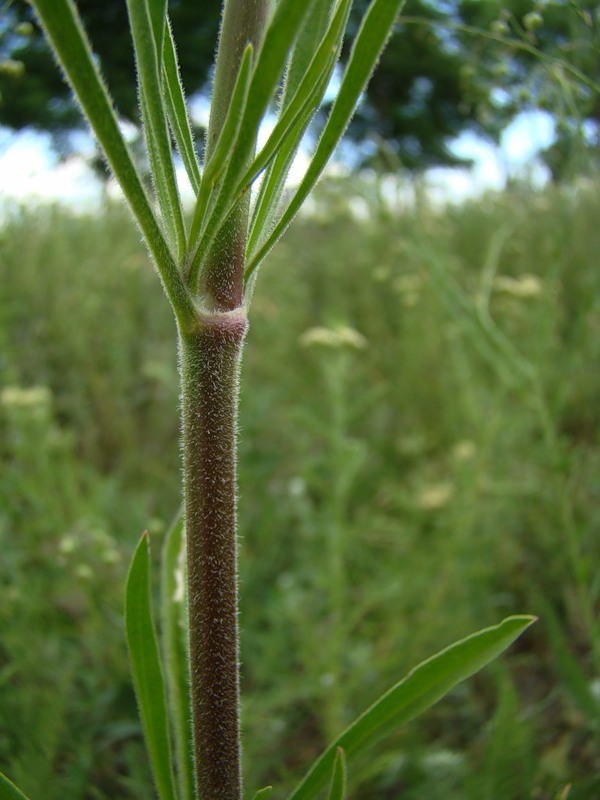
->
[0,0,597,177]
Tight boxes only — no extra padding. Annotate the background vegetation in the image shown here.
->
[1,173,599,798]
[2,0,597,178]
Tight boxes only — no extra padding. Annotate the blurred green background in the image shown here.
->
[1,175,599,798]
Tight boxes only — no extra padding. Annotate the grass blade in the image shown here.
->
[246,0,405,279]
[126,532,178,800]
[163,18,201,194]
[0,774,31,800]
[29,0,195,329]
[287,615,536,800]
[161,514,194,800]
[126,0,186,260]
[327,748,347,800]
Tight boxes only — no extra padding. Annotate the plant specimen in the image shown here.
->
[0,2,534,799]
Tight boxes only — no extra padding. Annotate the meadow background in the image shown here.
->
[1,174,600,799]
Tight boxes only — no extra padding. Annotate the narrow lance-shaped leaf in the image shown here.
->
[163,17,201,194]
[247,0,353,257]
[247,0,351,192]
[247,100,323,264]
[280,0,337,109]
[28,0,194,329]
[327,749,347,800]
[0,774,31,800]
[187,44,254,258]
[246,0,405,280]
[286,615,536,800]
[161,514,195,800]
[126,0,186,260]
[147,0,168,67]
[126,532,178,800]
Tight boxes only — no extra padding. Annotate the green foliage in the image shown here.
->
[287,617,534,800]
[326,749,347,800]
[453,0,600,180]
[2,178,599,797]
[0,0,221,135]
[125,532,178,800]
[0,773,30,800]
[160,516,194,800]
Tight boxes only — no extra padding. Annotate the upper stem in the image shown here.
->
[199,0,273,312]
[205,0,273,163]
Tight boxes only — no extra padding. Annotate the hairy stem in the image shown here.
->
[180,308,248,800]
[205,0,273,162]
[180,5,270,796]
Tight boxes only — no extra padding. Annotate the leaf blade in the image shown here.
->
[148,0,168,66]
[0,774,31,800]
[126,532,178,800]
[281,0,337,109]
[246,0,405,279]
[161,514,194,800]
[126,0,186,259]
[327,748,347,800]
[29,0,194,328]
[187,43,254,258]
[162,18,201,194]
[246,0,353,257]
[287,615,536,800]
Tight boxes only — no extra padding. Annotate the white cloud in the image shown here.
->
[0,132,100,206]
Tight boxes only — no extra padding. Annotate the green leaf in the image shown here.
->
[126,532,178,800]
[187,44,254,257]
[29,0,195,329]
[0,774,31,800]
[287,616,536,800]
[281,0,337,109]
[148,0,168,66]
[234,0,319,168]
[126,0,186,260]
[246,0,405,280]
[247,103,318,263]
[203,44,255,191]
[251,788,274,800]
[327,748,347,800]
[161,513,194,800]
[246,0,353,258]
[163,18,201,194]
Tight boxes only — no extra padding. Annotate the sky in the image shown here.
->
[0,109,556,210]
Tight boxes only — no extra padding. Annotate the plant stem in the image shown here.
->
[179,5,270,795]
[205,0,272,163]
[197,0,272,309]
[180,308,248,800]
